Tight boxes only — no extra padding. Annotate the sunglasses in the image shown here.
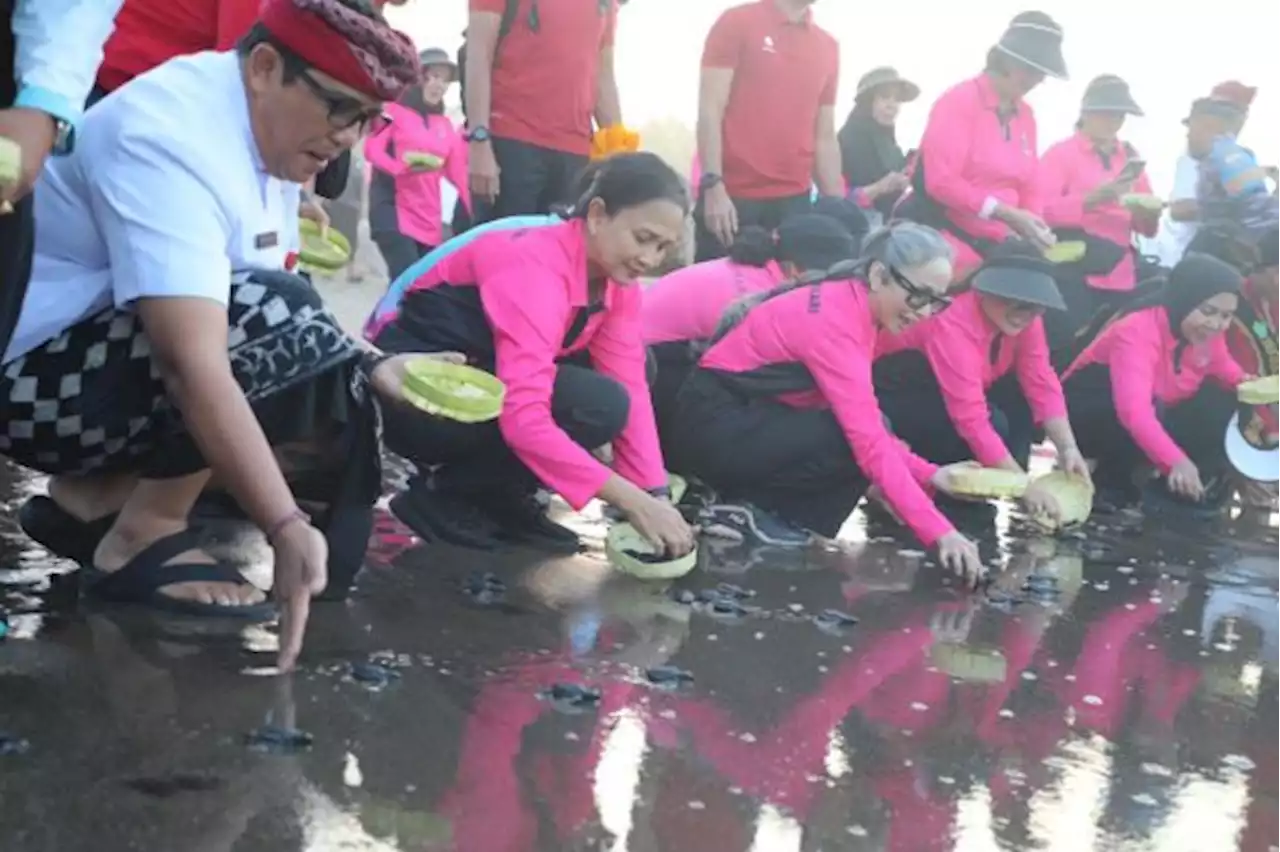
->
[888,265,950,311]
[297,70,383,131]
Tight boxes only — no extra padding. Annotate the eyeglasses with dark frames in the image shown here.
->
[295,69,383,131]
[887,264,951,311]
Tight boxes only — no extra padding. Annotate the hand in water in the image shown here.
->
[1166,459,1205,501]
[627,492,695,557]
[934,531,985,588]
[272,521,328,672]
[1022,479,1063,524]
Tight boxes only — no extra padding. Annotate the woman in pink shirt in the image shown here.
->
[899,11,1066,280]
[1062,253,1250,508]
[875,246,1090,522]
[644,213,857,437]
[365,48,471,280]
[1038,75,1160,354]
[371,153,695,555]
[664,224,986,584]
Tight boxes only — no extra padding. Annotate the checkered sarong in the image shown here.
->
[0,272,360,477]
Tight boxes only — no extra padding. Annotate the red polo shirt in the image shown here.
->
[702,0,839,199]
[97,0,263,93]
[472,0,616,156]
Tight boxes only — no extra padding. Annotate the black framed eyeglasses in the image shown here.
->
[888,265,950,311]
[297,70,383,131]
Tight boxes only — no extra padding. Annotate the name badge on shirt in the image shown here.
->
[254,231,279,250]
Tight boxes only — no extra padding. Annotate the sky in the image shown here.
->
[385,0,1279,194]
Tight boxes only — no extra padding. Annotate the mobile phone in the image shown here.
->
[1117,158,1146,183]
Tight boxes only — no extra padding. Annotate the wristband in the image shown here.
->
[266,507,310,542]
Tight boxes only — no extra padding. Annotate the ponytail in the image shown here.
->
[726,225,778,267]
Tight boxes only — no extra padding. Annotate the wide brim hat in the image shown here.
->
[1082,74,1143,116]
[418,47,457,81]
[994,12,1068,80]
[855,67,921,103]
[971,254,1067,311]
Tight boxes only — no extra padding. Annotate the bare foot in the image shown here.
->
[93,518,267,608]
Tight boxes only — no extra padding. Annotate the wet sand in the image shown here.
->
[1,274,1276,852]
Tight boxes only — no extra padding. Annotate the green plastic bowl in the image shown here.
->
[401,358,505,422]
[298,218,351,271]
[606,522,698,580]
[1043,241,1087,265]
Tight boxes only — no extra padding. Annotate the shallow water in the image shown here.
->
[1,461,1276,852]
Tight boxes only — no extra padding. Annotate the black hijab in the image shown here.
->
[1124,252,1243,368]
[837,97,906,215]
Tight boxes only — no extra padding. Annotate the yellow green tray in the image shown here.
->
[929,643,1008,683]
[403,150,443,170]
[606,522,698,580]
[298,218,351,271]
[401,358,505,422]
[1043,241,1087,264]
[944,464,1029,499]
[1120,193,1164,213]
[1028,470,1094,532]
[1238,375,1279,405]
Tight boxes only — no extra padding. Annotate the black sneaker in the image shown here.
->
[481,490,584,554]
[389,479,500,550]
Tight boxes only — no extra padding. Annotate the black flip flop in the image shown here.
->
[83,528,276,622]
[18,496,116,565]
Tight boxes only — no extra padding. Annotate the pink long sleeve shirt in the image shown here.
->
[698,279,955,546]
[877,290,1068,466]
[1064,306,1247,472]
[641,258,785,345]
[364,103,471,247]
[397,220,667,507]
[917,74,1042,276]
[1037,132,1158,292]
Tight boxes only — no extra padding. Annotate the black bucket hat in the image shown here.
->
[1082,74,1143,116]
[1183,96,1246,126]
[418,47,458,81]
[994,11,1067,80]
[971,253,1067,311]
[855,67,921,103]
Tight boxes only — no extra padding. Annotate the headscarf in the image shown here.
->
[1123,253,1243,368]
[260,0,421,102]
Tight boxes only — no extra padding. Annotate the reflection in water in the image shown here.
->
[1,458,1277,851]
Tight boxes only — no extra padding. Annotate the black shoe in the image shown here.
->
[389,480,499,550]
[481,490,583,554]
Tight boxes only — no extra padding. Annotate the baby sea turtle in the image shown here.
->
[644,665,695,688]
[814,609,859,632]
[1021,575,1059,597]
[350,660,401,689]
[244,725,314,754]
[708,597,758,619]
[543,682,602,713]
[461,571,506,605]
[715,583,756,600]
[0,733,30,756]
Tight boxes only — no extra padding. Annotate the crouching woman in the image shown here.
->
[663,224,986,583]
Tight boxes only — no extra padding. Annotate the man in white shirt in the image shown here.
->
[0,0,426,670]
[1,0,125,364]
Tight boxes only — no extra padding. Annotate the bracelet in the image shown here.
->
[266,507,310,542]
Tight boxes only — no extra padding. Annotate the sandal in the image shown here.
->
[18,496,116,565]
[82,528,276,621]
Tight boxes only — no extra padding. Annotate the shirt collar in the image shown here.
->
[761,0,812,27]
[974,73,1024,120]
[562,218,615,309]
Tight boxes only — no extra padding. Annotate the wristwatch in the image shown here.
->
[465,126,492,143]
[51,116,74,155]
[698,172,724,193]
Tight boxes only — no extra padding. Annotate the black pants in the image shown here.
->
[374,323,630,497]
[874,351,1035,468]
[470,136,589,226]
[649,341,699,456]
[694,191,812,262]
[0,194,33,359]
[1063,365,1236,486]
[372,230,433,283]
[666,369,868,537]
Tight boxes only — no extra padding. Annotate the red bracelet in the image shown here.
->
[266,507,309,541]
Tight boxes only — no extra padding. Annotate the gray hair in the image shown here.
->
[711,221,953,342]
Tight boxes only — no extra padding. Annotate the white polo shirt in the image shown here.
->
[4,50,302,363]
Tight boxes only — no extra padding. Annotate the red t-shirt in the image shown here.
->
[702,0,839,199]
[97,0,263,93]
[471,0,616,156]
